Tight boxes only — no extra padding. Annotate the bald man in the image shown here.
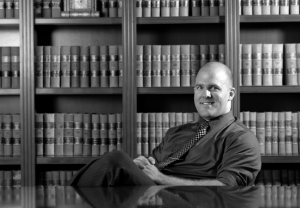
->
[68,62,261,187]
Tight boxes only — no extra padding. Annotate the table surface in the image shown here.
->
[0,185,299,208]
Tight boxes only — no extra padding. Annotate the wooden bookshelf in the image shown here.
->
[240,86,300,93]
[137,16,225,24]
[36,88,122,95]
[0,89,20,95]
[37,157,96,165]
[240,15,300,23]
[35,18,122,25]
[137,87,194,94]
[0,158,21,165]
[0,19,19,26]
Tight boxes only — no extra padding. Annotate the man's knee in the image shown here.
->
[104,150,132,166]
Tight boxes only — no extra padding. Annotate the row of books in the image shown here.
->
[37,170,76,186]
[35,45,123,88]
[137,112,200,157]
[136,44,225,87]
[136,0,225,17]
[240,111,300,156]
[240,44,300,86]
[0,0,19,19]
[255,169,300,187]
[0,170,21,187]
[240,0,300,15]
[36,113,122,157]
[0,114,20,157]
[0,47,19,89]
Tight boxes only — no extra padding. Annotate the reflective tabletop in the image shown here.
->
[1,185,300,208]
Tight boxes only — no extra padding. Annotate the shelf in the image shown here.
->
[0,89,20,95]
[36,88,122,95]
[37,157,97,164]
[262,156,300,163]
[240,15,300,23]
[137,16,224,24]
[240,86,300,93]
[35,18,122,25]
[0,158,21,165]
[137,87,194,94]
[0,19,19,26]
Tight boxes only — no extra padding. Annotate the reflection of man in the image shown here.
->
[68,62,261,186]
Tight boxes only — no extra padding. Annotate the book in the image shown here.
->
[209,0,218,16]
[0,116,3,156]
[44,46,51,88]
[243,0,253,15]
[100,114,109,154]
[218,44,225,64]
[271,0,279,15]
[4,171,12,187]
[272,112,278,155]
[262,0,271,14]
[2,47,11,88]
[155,112,162,146]
[152,45,161,87]
[143,45,152,87]
[256,112,265,155]
[35,46,44,88]
[11,47,19,89]
[12,170,21,187]
[291,112,298,155]
[169,112,175,128]
[5,0,13,18]
[34,0,43,17]
[200,44,209,67]
[71,46,80,87]
[296,44,300,85]
[170,45,180,87]
[180,45,190,87]
[109,45,119,87]
[136,0,143,17]
[44,114,55,157]
[278,112,285,156]
[136,45,143,87]
[253,0,262,15]
[74,114,83,156]
[143,0,151,17]
[55,113,64,157]
[219,0,225,16]
[265,112,272,155]
[118,45,123,87]
[100,45,109,87]
[170,0,179,16]
[59,171,66,186]
[149,113,156,154]
[62,10,102,17]
[242,44,252,86]
[64,114,74,157]
[161,0,170,16]
[36,113,44,156]
[2,114,12,157]
[117,0,122,17]
[279,0,289,14]
[162,112,169,137]
[14,0,19,18]
[91,114,100,156]
[262,44,273,86]
[239,44,242,86]
[209,44,218,62]
[272,44,283,86]
[179,0,189,16]
[136,113,142,156]
[187,112,194,123]
[272,169,281,185]
[161,45,171,87]
[151,0,160,17]
[109,0,118,17]
[290,0,300,14]
[249,112,256,136]
[12,114,20,157]
[285,112,292,156]
[43,0,52,18]
[90,46,100,88]
[252,44,262,86]
[175,112,182,126]
[142,113,149,157]
[100,0,109,17]
[200,0,209,16]
[116,113,122,151]
[190,45,200,87]
[60,46,71,88]
[50,46,61,88]
[80,46,90,88]
[83,113,92,156]
[243,111,250,128]
[52,171,59,186]
[52,0,62,17]
[192,0,201,16]
[285,44,298,86]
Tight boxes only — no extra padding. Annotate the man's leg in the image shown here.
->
[67,150,156,186]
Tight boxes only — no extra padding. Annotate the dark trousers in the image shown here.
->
[67,150,156,186]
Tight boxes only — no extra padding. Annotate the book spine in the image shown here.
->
[118,45,123,87]
[0,116,3,156]
[285,112,292,155]
[152,45,161,87]
[80,46,90,88]
[292,112,298,155]
[290,0,300,14]
[169,112,175,128]
[239,44,242,86]
[149,113,156,154]
[108,45,119,87]
[2,47,11,88]
[92,114,100,156]
[100,0,109,17]
[262,0,271,14]
[252,44,262,86]
[90,46,100,88]
[219,0,225,15]
[109,0,118,17]
[272,44,283,86]
[44,46,51,88]
[190,45,200,87]
[200,0,209,16]
[183,112,188,124]
[155,112,162,147]
[117,0,122,17]
[64,114,74,157]
[299,112,300,157]
[100,114,108,154]
[55,113,64,157]
[171,45,180,87]
[12,114,20,157]
[83,113,92,156]
[200,44,209,67]
[263,44,273,86]
[179,0,189,16]
[243,0,253,15]
[136,113,142,156]
[52,0,61,17]
[36,113,44,156]
[152,0,160,17]
[263,170,272,186]
[14,0,19,18]
[116,113,122,151]
[34,0,42,17]
[44,171,52,186]
[0,0,4,19]
[59,171,66,186]
[170,0,179,16]
[43,0,52,18]
[44,114,55,157]
[4,171,12,187]
[192,0,201,16]
[253,0,262,14]
[161,45,171,87]
[209,0,218,16]
[271,0,279,15]
[143,45,152,87]
[108,114,117,152]
[257,113,265,155]
[249,112,256,136]
[265,112,272,155]
[100,46,109,87]
[272,112,279,155]
[71,46,80,88]
[12,170,21,187]
[242,44,252,86]
[52,171,59,186]
[136,0,143,17]
[180,45,191,87]
[162,112,169,137]
[285,44,298,86]
[50,46,61,88]
[143,0,151,17]
[175,112,182,126]
[161,0,170,16]
[74,114,83,156]
[5,0,13,18]
[218,44,225,64]
[136,45,143,87]
[11,47,19,89]
[278,112,285,156]
[209,44,218,62]
[296,44,300,85]
[279,0,289,14]
[243,111,250,128]
[272,169,281,185]
[142,113,149,157]
[60,46,71,88]
[187,112,194,123]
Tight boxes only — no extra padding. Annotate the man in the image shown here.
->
[68,62,261,186]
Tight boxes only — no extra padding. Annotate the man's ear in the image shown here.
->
[228,87,236,101]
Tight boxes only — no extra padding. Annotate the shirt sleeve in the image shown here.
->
[217,130,261,186]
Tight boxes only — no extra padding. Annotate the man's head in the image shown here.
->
[194,62,236,121]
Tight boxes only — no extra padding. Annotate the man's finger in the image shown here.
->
[148,157,156,165]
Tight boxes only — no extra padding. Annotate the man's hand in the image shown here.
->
[142,164,164,184]
[133,156,156,169]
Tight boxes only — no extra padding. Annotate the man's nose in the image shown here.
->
[203,89,212,98]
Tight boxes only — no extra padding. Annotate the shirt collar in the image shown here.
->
[198,111,235,130]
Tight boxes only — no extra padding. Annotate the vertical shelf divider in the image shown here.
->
[123,0,137,158]
[226,0,240,117]
[20,0,36,186]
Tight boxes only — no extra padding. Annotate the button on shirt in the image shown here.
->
[152,111,261,186]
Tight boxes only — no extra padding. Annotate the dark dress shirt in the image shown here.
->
[152,111,261,186]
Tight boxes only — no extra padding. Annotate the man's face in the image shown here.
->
[194,66,235,121]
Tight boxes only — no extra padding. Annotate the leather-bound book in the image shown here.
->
[108,114,117,152]
[116,113,122,151]
[12,114,20,157]
[5,0,13,18]
[218,44,225,64]
[0,0,5,18]
[74,114,83,156]
[262,44,273,86]
[44,46,51,88]
[143,0,151,17]
[136,0,143,17]
[262,0,271,14]
[136,113,142,156]
[219,0,225,16]
[143,45,152,87]
[155,112,162,147]
[285,112,292,156]
[100,114,109,154]
[1,47,11,88]
[180,45,190,87]
[256,112,265,155]
[200,44,209,67]
[50,46,61,88]
[90,46,100,88]
[11,47,19,89]
[162,112,169,137]
[152,45,161,87]
[43,0,52,17]
[200,0,209,16]
[35,46,44,88]
[36,113,44,156]
[272,44,283,86]
[151,0,160,17]
[243,0,253,15]
[192,0,201,16]
[291,112,298,155]
[149,113,156,154]
[170,0,179,16]
[170,45,180,87]
[118,45,123,87]
[285,44,298,85]
[279,0,289,14]
[80,46,90,88]
[253,0,262,15]
[179,0,189,16]
[100,0,109,17]
[290,0,300,14]
[271,0,279,14]
[265,112,272,155]
[161,45,171,87]
[71,46,80,87]
[272,112,278,155]
[136,45,143,87]
[242,44,252,86]
[91,114,100,156]
[117,0,122,17]
[44,113,55,157]
[161,0,170,16]
[64,113,74,157]
[52,0,61,17]
[54,113,64,157]
[252,44,262,86]
[209,0,218,16]
[83,113,92,156]
[175,112,182,126]
[190,45,200,87]
[108,0,117,17]
[60,46,71,88]
[278,112,285,156]
[249,112,256,136]
[100,45,109,87]
[141,113,149,157]
[108,45,119,87]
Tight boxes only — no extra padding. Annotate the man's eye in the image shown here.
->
[195,86,202,90]
[211,87,220,91]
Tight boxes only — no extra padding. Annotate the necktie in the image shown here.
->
[156,121,209,171]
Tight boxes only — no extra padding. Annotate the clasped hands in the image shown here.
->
[133,156,163,183]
